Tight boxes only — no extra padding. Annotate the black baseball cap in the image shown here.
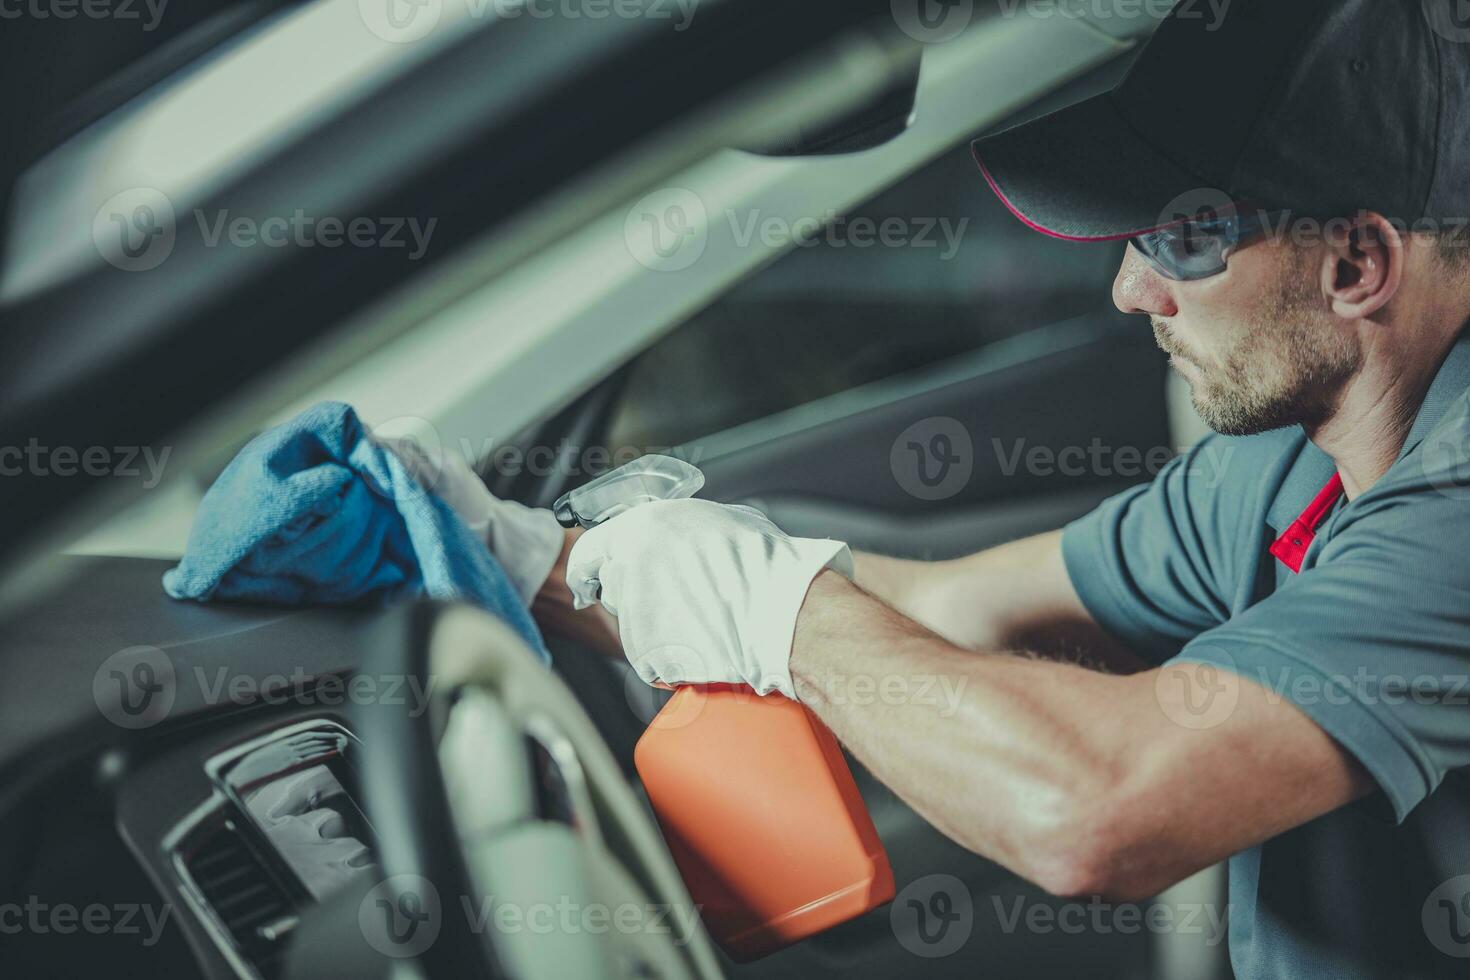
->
[972,0,1470,240]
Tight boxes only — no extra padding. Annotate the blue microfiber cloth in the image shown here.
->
[164,401,548,662]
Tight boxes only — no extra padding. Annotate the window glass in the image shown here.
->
[608,141,1126,450]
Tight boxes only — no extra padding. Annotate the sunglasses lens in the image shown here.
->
[1132,225,1230,281]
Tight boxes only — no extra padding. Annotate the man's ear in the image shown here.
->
[1320,211,1404,320]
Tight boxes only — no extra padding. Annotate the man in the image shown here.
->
[546,2,1470,976]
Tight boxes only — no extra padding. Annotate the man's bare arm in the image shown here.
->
[791,568,1373,901]
[541,526,1145,671]
[854,530,1147,672]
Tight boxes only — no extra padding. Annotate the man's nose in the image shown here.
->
[1113,245,1179,317]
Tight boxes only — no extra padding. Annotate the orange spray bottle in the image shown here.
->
[555,456,895,960]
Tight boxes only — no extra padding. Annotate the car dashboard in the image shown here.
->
[0,555,402,980]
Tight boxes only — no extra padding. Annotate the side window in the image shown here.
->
[607,142,1126,450]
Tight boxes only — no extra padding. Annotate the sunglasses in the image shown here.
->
[1129,207,1286,281]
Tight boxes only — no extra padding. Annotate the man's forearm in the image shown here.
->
[790,570,1372,901]
[792,569,1143,896]
[852,539,1061,648]
[854,532,1146,672]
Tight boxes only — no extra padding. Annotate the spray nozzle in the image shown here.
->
[553,454,705,529]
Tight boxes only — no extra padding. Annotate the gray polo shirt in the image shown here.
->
[1063,332,1470,979]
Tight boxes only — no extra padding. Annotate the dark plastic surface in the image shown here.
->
[0,555,388,811]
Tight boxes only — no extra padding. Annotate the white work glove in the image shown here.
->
[376,434,565,604]
[565,498,852,699]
